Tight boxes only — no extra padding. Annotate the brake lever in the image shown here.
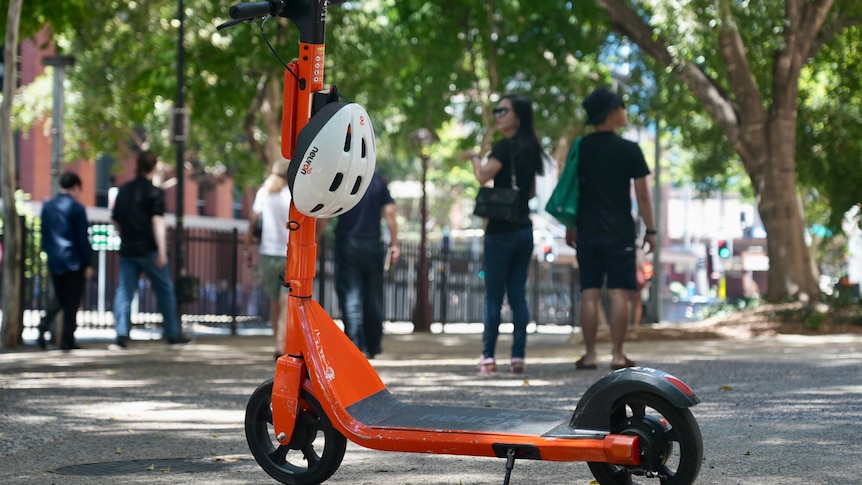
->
[217,18,246,31]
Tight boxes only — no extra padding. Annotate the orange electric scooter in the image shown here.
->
[219,2,703,484]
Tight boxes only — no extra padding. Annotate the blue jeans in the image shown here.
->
[334,237,385,355]
[482,227,533,360]
[113,252,181,341]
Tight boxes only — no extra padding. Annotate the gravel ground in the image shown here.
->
[1,324,861,484]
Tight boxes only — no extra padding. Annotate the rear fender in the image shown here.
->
[571,367,700,431]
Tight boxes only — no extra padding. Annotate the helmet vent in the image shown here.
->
[361,138,367,158]
[350,176,363,195]
[329,173,344,192]
[310,203,325,213]
[343,127,352,152]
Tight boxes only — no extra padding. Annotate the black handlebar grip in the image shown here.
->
[229,1,275,20]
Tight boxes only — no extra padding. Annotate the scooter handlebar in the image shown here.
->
[229,0,286,21]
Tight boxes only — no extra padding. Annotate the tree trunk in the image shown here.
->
[1,0,24,350]
[750,120,820,301]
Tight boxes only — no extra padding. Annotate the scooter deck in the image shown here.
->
[347,388,593,439]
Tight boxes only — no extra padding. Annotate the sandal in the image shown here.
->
[611,357,636,370]
[575,356,598,370]
[477,357,497,374]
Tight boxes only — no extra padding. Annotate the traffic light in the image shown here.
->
[717,239,731,259]
[542,244,556,263]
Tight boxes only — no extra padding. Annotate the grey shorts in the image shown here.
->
[259,254,289,299]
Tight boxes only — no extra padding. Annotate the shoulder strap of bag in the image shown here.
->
[509,139,519,190]
[567,137,582,165]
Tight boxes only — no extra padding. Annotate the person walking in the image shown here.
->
[319,172,399,359]
[110,150,190,349]
[566,86,656,371]
[468,94,545,374]
[245,157,292,360]
[37,172,94,351]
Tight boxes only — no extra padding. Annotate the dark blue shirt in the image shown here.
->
[335,173,395,240]
[40,193,93,275]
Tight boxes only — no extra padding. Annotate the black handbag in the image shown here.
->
[473,151,521,222]
[473,186,521,222]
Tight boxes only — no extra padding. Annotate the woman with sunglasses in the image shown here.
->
[467,94,545,374]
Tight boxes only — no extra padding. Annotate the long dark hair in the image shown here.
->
[501,94,544,176]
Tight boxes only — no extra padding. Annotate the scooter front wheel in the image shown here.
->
[587,392,703,485]
[246,378,347,485]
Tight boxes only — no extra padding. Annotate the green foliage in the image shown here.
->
[797,25,862,232]
[22,0,618,209]
[771,302,862,331]
[701,296,762,321]
[0,0,87,40]
[16,0,862,245]
[804,311,826,331]
[328,0,610,158]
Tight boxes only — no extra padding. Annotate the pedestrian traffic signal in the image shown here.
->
[542,244,555,263]
[90,224,120,251]
[717,239,731,259]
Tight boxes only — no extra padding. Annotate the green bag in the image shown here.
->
[544,137,581,228]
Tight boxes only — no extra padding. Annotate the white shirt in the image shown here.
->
[252,185,292,256]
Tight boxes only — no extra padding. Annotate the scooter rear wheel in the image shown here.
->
[587,391,702,485]
[246,378,347,485]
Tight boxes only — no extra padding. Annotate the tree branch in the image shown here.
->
[774,0,834,110]
[716,3,767,130]
[594,0,740,141]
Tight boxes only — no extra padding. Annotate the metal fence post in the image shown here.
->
[17,216,28,343]
[230,228,238,335]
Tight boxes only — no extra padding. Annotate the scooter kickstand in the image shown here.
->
[502,448,516,485]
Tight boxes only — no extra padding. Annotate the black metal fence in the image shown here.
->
[2,216,580,333]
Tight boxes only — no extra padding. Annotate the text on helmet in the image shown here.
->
[301,146,319,175]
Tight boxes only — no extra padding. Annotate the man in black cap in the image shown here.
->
[566,86,657,371]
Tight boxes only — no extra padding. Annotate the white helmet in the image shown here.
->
[287,102,376,218]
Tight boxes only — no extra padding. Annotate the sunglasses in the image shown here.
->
[492,107,510,116]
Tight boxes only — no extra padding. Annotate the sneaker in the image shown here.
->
[167,337,191,345]
[477,357,496,374]
[108,336,128,350]
[510,357,526,374]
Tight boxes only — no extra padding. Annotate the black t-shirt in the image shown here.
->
[112,176,166,257]
[485,137,539,234]
[577,131,650,239]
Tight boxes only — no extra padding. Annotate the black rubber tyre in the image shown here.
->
[245,378,347,485]
[587,392,703,485]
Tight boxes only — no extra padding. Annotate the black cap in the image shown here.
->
[583,87,624,125]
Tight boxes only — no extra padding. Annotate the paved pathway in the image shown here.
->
[1,325,861,484]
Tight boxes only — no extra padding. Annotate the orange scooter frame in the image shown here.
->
[221,2,703,484]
